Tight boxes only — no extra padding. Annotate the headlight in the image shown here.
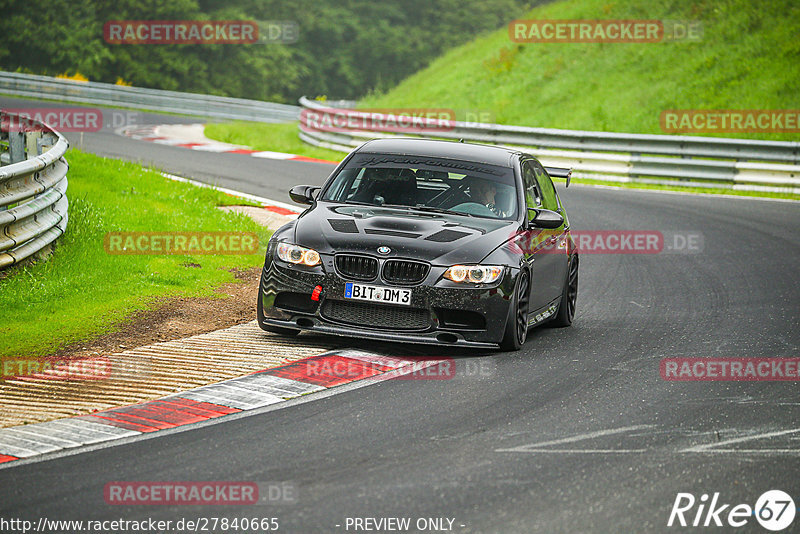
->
[443,265,504,284]
[276,242,321,266]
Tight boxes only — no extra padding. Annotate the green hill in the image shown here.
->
[360,0,800,141]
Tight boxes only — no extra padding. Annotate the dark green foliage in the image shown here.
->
[0,0,534,102]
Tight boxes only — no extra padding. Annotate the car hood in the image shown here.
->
[293,202,517,265]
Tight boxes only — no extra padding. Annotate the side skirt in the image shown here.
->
[527,299,560,327]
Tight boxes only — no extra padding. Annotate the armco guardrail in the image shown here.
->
[297,97,800,194]
[0,71,299,123]
[0,110,69,269]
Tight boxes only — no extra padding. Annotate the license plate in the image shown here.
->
[344,282,412,306]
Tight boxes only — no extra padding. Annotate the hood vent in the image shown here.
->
[425,229,470,242]
[364,229,422,239]
[328,219,359,233]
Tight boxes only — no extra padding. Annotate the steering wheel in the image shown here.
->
[445,189,473,207]
[449,201,497,217]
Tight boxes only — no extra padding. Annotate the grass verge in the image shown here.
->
[0,149,272,360]
[204,121,344,162]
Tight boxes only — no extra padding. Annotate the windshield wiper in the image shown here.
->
[410,205,475,217]
[340,201,416,209]
[340,200,379,206]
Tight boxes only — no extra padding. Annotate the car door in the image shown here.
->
[532,160,569,306]
[518,159,567,312]
[518,159,551,312]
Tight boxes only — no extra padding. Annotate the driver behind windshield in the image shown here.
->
[469,177,508,217]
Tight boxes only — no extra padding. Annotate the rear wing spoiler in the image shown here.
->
[544,166,572,188]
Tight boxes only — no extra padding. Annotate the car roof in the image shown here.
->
[355,138,522,167]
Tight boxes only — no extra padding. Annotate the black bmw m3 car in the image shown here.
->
[257,138,578,350]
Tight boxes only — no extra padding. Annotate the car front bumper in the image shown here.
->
[258,254,518,348]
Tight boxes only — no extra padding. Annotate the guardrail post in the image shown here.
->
[26,131,42,157]
[9,130,25,163]
[36,136,48,156]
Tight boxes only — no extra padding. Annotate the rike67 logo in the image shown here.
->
[668,490,796,531]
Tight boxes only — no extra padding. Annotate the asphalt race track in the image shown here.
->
[1,97,799,533]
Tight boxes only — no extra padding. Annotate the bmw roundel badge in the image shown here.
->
[377,246,391,255]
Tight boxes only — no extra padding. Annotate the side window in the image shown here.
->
[346,168,364,199]
[521,161,542,209]
[533,161,559,211]
[337,168,364,201]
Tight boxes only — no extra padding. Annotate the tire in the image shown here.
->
[500,270,530,351]
[257,281,300,336]
[550,255,578,328]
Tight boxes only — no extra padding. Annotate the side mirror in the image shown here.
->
[289,185,319,205]
[527,208,563,229]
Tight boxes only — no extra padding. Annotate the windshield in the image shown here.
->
[321,153,518,219]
